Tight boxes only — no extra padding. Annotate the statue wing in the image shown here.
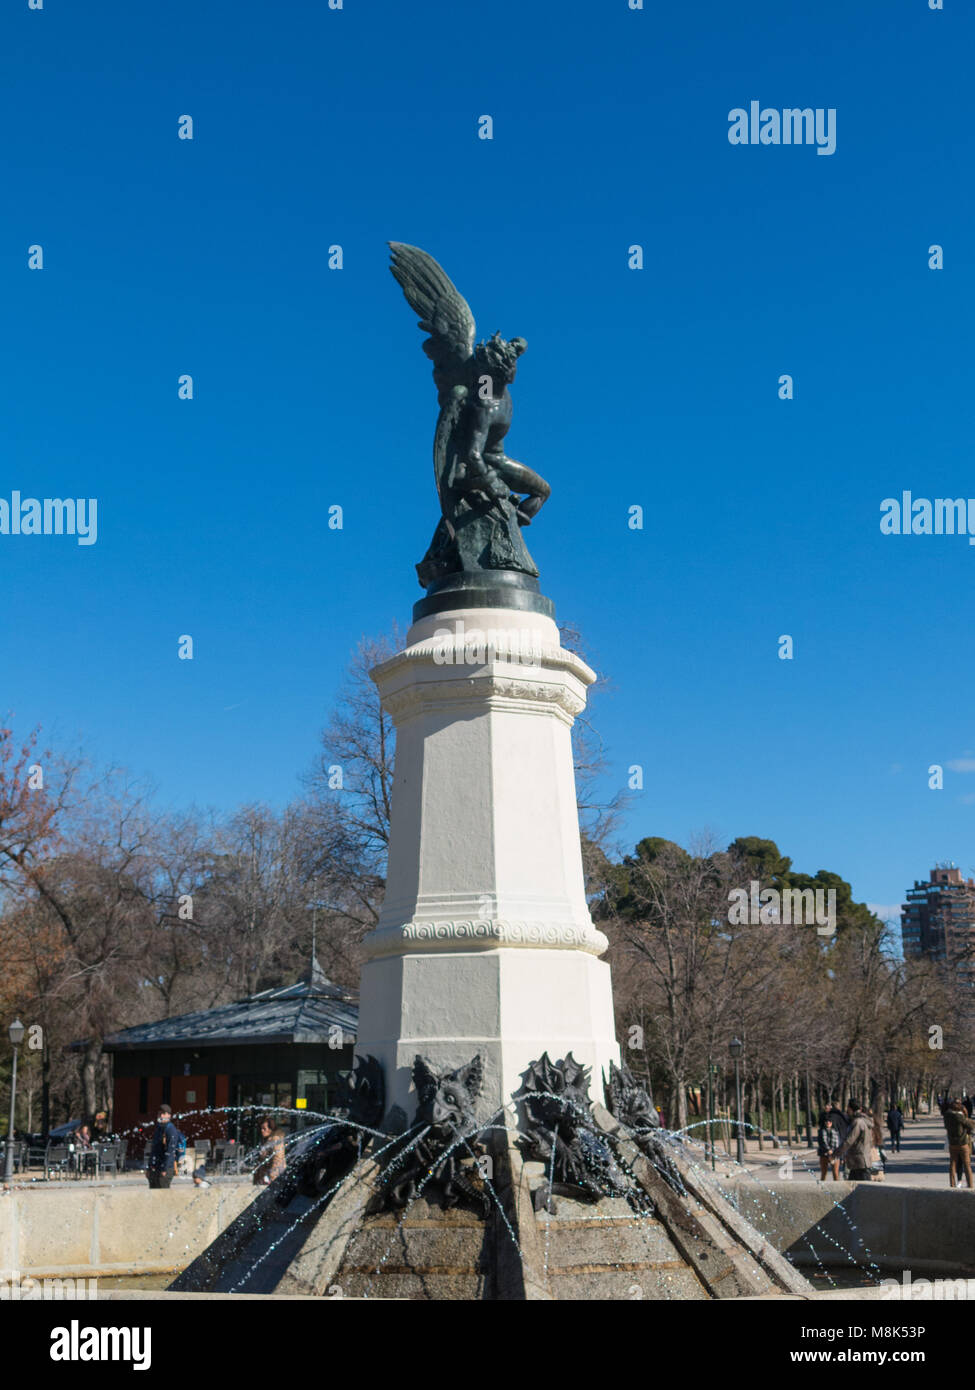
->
[388,242,476,369]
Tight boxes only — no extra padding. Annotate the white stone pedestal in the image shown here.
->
[355,604,620,1124]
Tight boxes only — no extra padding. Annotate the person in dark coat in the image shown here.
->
[146,1104,179,1189]
[886,1103,903,1153]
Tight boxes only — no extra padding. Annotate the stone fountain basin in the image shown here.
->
[722,1174,975,1280]
[8,1165,972,1298]
[0,1179,257,1280]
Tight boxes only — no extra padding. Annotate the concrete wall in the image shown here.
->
[0,1182,258,1278]
[727,1177,975,1277]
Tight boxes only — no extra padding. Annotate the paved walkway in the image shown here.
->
[2,1171,246,1192]
[697,1113,971,1190]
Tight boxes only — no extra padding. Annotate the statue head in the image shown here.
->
[516,1052,593,1136]
[606,1060,660,1132]
[412,1055,483,1135]
[474,331,526,384]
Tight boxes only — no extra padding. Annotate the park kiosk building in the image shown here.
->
[102,958,358,1150]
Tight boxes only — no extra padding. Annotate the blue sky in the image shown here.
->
[0,0,971,927]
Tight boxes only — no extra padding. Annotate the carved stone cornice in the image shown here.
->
[380,674,586,724]
[363,917,610,960]
[372,636,595,688]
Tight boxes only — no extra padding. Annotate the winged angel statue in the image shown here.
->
[389,242,551,589]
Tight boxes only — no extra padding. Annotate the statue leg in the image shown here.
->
[491,456,551,521]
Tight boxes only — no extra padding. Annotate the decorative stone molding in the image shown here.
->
[364,916,610,960]
[373,636,595,686]
[380,675,587,725]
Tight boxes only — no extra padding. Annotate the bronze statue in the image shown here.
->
[389,242,551,590]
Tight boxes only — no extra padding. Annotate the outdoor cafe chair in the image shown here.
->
[44,1144,71,1180]
[214,1142,243,1175]
[96,1142,120,1177]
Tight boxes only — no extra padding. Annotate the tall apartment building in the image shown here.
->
[902,864,975,986]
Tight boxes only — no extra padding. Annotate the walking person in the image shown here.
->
[837,1100,873,1181]
[886,1102,903,1154]
[944,1099,975,1190]
[817,1111,841,1181]
[146,1104,180,1190]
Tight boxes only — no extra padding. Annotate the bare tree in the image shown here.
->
[601,835,766,1130]
[302,633,400,935]
[0,743,170,1120]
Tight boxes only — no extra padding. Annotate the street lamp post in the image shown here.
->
[4,1020,25,1183]
[729,1036,745,1166]
[306,900,327,964]
[706,1055,714,1171]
